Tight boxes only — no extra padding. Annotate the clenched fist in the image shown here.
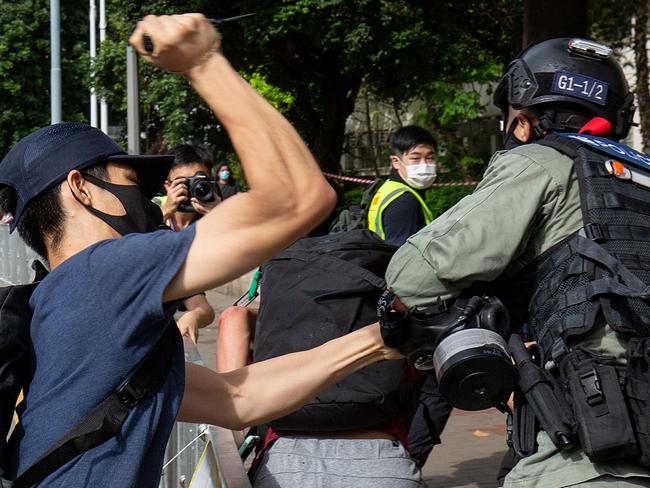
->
[129,14,221,75]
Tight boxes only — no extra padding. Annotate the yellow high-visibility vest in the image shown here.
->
[152,195,167,207]
[367,180,433,240]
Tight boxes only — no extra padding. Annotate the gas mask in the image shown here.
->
[78,173,164,236]
[378,291,515,411]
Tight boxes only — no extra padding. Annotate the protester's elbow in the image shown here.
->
[297,180,336,222]
[319,182,337,216]
[220,416,247,431]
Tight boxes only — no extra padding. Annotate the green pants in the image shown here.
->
[568,475,650,487]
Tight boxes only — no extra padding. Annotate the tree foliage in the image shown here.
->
[0,1,524,169]
[3,0,642,176]
[0,0,88,156]
[83,0,527,172]
[228,0,523,172]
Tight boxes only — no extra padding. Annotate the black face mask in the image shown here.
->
[78,173,164,236]
[502,119,526,150]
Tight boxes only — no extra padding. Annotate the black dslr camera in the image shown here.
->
[178,171,220,213]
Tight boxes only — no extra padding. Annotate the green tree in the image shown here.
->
[411,1,522,181]
[588,0,647,151]
[0,0,88,156]
[229,0,525,173]
[89,0,298,161]
[87,1,527,172]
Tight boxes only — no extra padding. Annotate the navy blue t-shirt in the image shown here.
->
[9,226,195,487]
[381,171,428,247]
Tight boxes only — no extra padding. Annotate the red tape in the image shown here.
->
[323,172,478,187]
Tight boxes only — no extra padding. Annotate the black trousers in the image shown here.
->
[407,374,453,468]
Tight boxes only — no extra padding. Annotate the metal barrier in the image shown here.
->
[0,224,251,487]
[0,224,41,285]
[161,347,252,488]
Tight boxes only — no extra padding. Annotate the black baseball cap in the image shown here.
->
[0,122,173,232]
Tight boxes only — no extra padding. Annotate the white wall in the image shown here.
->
[620,42,645,151]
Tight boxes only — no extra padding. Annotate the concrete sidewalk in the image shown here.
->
[194,289,509,488]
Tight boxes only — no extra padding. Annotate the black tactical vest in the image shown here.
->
[508,133,650,363]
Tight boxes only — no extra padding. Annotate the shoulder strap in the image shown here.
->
[535,133,581,159]
[12,324,177,488]
[359,179,383,210]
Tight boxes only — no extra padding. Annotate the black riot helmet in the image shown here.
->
[494,38,635,140]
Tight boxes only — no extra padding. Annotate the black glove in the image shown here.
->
[377,289,436,368]
[377,289,408,348]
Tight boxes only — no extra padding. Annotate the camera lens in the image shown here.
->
[193,181,213,201]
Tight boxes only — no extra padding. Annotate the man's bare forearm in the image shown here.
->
[185,54,331,212]
[178,324,399,430]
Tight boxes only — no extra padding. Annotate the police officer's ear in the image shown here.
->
[513,114,534,143]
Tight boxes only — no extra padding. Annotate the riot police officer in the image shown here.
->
[384,38,650,487]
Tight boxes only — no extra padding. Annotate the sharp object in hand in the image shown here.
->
[142,13,256,54]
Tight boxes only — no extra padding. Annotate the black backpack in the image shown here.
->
[253,229,410,431]
[0,262,175,488]
[0,282,36,487]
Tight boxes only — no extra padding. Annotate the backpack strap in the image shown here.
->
[359,179,383,211]
[535,133,581,159]
[12,323,177,488]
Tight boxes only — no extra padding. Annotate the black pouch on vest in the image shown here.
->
[509,392,538,459]
[560,349,637,462]
[625,337,650,467]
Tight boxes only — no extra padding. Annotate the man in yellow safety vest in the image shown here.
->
[367,125,436,247]
[368,125,451,469]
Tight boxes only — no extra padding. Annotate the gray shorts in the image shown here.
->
[253,436,425,488]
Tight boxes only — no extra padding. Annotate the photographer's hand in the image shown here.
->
[177,312,201,344]
[162,178,189,220]
[191,197,220,215]
[177,294,215,344]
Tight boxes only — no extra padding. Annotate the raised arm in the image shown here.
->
[178,323,401,430]
[129,15,336,301]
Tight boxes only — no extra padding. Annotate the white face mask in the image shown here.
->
[405,163,437,189]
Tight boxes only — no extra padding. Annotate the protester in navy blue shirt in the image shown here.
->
[0,15,402,487]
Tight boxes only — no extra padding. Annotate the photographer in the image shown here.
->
[158,143,219,343]
[160,143,220,229]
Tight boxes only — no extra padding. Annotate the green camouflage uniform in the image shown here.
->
[386,143,650,487]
